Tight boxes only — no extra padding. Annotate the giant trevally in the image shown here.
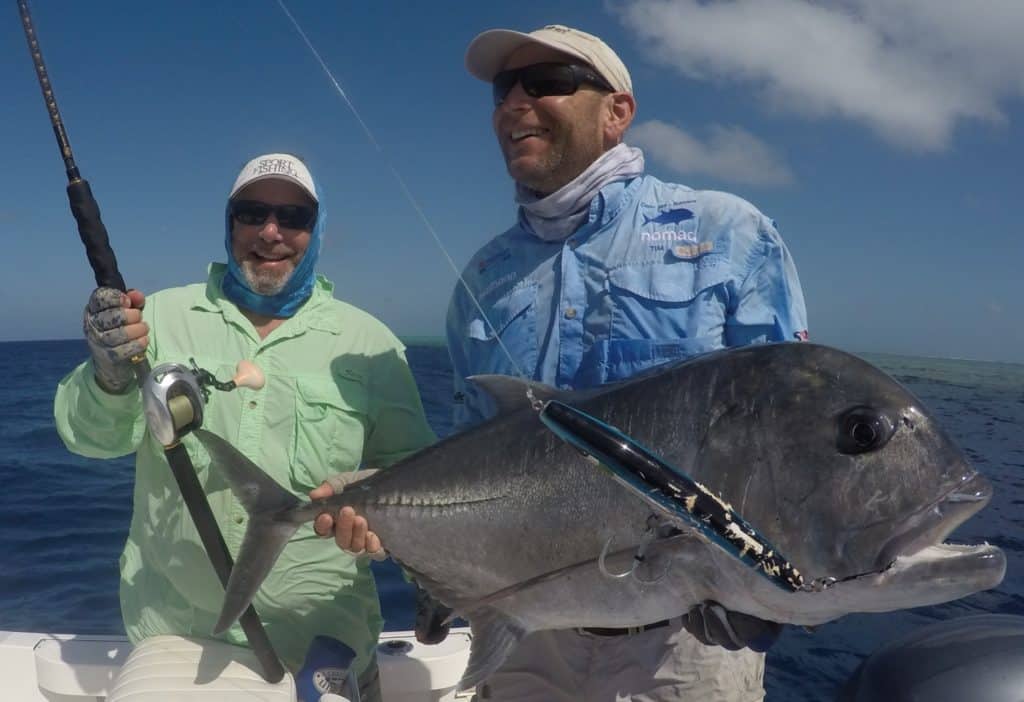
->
[194,342,1005,690]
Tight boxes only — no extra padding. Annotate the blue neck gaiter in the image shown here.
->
[221,183,326,318]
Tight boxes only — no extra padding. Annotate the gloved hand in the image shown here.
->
[83,287,148,393]
[310,469,387,561]
[414,584,454,645]
[683,601,783,652]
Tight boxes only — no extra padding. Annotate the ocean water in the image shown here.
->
[1,339,1021,700]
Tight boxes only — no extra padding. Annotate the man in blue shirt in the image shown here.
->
[443,24,808,702]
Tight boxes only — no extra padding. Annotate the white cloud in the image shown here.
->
[631,120,794,186]
[617,0,1024,151]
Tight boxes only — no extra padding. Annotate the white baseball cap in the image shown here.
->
[465,24,632,95]
[228,153,318,203]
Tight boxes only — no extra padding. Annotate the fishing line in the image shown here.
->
[275,3,819,592]
[276,0,528,383]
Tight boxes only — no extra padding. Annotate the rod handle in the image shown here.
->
[66,179,126,291]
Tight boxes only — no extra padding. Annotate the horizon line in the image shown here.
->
[3,337,1020,367]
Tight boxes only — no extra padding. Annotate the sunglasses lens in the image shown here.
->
[275,205,316,229]
[521,65,577,98]
[492,64,606,105]
[231,200,316,229]
[492,70,518,106]
[232,201,271,226]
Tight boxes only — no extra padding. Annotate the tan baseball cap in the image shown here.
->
[465,24,632,95]
[228,153,318,203]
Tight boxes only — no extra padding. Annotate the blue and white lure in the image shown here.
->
[539,400,806,593]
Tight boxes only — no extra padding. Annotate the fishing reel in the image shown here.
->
[142,359,264,447]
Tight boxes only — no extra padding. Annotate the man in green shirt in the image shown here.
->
[54,153,436,700]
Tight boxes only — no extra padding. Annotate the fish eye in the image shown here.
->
[837,406,896,455]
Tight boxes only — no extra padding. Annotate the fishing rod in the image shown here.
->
[16,0,284,682]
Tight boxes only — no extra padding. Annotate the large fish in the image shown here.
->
[194,342,1005,690]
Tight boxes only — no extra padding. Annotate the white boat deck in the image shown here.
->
[0,628,474,702]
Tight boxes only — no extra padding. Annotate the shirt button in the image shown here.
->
[248,400,258,409]
[564,307,577,319]
[234,516,244,524]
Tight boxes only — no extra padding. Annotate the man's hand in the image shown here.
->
[310,470,387,560]
[683,601,783,652]
[83,287,148,393]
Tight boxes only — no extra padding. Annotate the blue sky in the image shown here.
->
[3,1,1021,363]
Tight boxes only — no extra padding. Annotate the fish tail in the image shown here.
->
[192,429,305,634]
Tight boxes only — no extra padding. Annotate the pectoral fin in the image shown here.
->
[459,607,527,691]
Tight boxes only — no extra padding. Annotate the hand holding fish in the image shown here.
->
[310,470,387,560]
[683,601,783,652]
[83,287,148,393]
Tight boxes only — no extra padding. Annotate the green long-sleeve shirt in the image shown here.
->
[54,264,437,673]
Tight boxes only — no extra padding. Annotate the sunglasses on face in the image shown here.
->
[230,199,317,230]
[492,62,615,106]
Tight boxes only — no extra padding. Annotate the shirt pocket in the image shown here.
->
[465,282,539,377]
[291,375,368,489]
[589,259,730,384]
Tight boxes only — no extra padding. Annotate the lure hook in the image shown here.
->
[598,536,634,579]
[597,519,670,583]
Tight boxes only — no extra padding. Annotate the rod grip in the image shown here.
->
[66,179,126,292]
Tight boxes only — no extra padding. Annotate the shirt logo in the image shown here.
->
[642,208,694,227]
[671,241,714,259]
[478,272,516,300]
[641,208,698,247]
[643,229,698,244]
[477,249,512,274]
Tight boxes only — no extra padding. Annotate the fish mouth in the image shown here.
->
[874,471,993,570]
[782,540,1005,626]
[774,472,1004,624]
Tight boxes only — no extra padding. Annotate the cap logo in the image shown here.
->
[251,157,300,179]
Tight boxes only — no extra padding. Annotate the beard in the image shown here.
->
[506,128,604,195]
[510,147,567,193]
[238,259,295,295]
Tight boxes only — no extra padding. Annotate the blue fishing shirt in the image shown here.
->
[446,174,808,430]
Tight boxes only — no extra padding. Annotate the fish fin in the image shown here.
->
[214,512,302,634]
[194,429,302,516]
[467,375,562,415]
[192,429,304,634]
[458,607,527,691]
[390,559,468,617]
[468,375,602,415]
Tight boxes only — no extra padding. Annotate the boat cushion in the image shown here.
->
[107,635,296,701]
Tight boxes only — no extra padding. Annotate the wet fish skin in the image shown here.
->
[195,342,1005,690]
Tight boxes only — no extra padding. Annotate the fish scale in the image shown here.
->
[197,342,1005,692]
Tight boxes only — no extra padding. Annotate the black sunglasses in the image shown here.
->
[492,62,615,106]
[230,199,317,230]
